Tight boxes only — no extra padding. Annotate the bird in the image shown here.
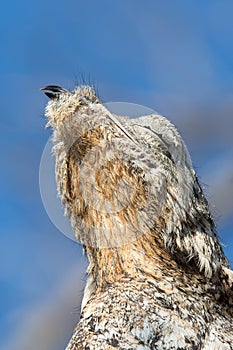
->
[41,85,233,350]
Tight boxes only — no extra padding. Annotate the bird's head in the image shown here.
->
[41,85,100,127]
[41,84,230,285]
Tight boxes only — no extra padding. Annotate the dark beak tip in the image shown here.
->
[44,92,57,99]
[40,85,67,92]
[40,85,68,99]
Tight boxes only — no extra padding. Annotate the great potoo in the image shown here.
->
[41,85,233,350]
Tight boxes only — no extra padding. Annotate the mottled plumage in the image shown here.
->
[42,85,233,350]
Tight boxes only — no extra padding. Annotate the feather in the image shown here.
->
[42,85,233,349]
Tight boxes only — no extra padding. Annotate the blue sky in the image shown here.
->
[1,1,233,349]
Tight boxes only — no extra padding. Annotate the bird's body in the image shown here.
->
[42,85,233,350]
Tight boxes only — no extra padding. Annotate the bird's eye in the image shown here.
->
[80,96,91,104]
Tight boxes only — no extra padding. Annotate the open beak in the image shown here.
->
[40,85,68,99]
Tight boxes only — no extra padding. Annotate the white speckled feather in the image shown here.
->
[42,85,233,350]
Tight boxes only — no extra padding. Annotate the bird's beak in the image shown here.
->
[40,85,68,99]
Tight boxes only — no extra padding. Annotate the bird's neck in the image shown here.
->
[83,232,193,303]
